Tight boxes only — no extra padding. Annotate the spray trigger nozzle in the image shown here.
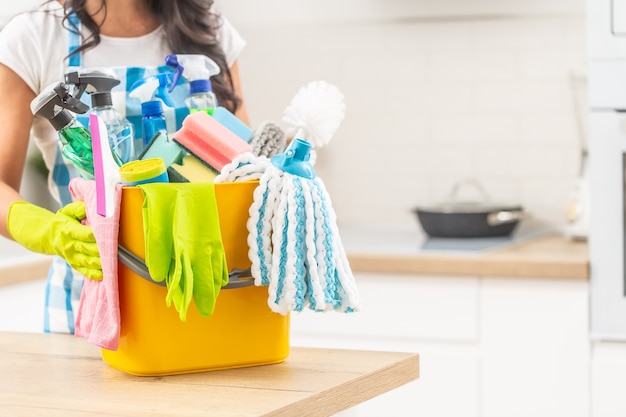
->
[53,84,89,113]
[164,55,183,93]
[64,68,121,99]
[164,54,221,93]
[31,82,89,120]
[129,73,175,107]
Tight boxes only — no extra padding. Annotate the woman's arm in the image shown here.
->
[0,63,35,238]
[229,59,250,126]
[0,63,102,278]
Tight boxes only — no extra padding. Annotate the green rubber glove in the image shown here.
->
[7,201,102,280]
[140,183,228,321]
[172,185,228,319]
[140,184,176,284]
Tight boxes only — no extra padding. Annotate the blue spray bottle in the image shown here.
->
[165,54,221,115]
[129,72,175,148]
[65,68,135,164]
[30,82,95,178]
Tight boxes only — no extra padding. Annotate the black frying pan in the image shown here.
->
[413,203,525,238]
[413,179,526,238]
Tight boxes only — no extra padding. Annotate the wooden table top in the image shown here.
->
[0,332,419,417]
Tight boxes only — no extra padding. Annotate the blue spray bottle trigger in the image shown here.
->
[271,138,316,179]
[164,53,221,93]
[129,73,175,108]
[154,73,175,107]
[164,54,183,93]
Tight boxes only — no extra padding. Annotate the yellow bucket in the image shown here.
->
[101,181,290,376]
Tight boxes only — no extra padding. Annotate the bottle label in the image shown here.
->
[189,108,215,116]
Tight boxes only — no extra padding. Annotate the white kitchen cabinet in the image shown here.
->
[291,272,591,417]
[290,272,481,417]
[352,344,480,417]
[480,277,590,417]
[290,272,480,343]
[591,342,626,417]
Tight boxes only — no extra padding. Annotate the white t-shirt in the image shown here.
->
[0,1,245,200]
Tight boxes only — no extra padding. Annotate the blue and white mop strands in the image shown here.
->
[217,141,361,315]
[216,80,360,315]
[215,152,269,183]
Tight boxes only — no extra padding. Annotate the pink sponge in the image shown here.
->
[173,111,252,172]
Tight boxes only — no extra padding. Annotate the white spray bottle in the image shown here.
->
[165,54,221,115]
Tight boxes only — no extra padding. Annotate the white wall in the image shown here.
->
[219,0,587,228]
[3,1,588,229]
[216,0,585,24]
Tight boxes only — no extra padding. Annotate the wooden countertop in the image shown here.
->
[345,228,589,280]
[0,226,590,287]
[0,332,419,417]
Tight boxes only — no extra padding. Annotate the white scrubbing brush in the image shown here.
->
[282,81,346,149]
[218,80,346,181]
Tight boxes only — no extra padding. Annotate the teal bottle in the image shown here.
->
[141,100,168,147]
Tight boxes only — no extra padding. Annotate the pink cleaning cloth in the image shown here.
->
[69,177,123,351]
[173,111,251,172]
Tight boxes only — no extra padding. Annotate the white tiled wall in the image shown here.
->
[223,4,587,229]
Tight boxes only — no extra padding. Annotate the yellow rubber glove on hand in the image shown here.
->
[7,201,102,280]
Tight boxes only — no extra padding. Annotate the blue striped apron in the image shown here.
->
[44,14,189,333]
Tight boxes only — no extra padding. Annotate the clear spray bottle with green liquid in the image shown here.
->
[65,68,135,164]
[165,54,221,115]
[31,82,95,179]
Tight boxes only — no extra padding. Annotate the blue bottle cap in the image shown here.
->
[271,138,316,179]
[189,79,213,95]
[141,100,163,117]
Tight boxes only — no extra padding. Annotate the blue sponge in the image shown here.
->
[212,106,253,143]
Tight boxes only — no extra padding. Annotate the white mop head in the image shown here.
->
[282,81,346,148]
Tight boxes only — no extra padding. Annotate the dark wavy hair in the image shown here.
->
[58,0,240,112]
